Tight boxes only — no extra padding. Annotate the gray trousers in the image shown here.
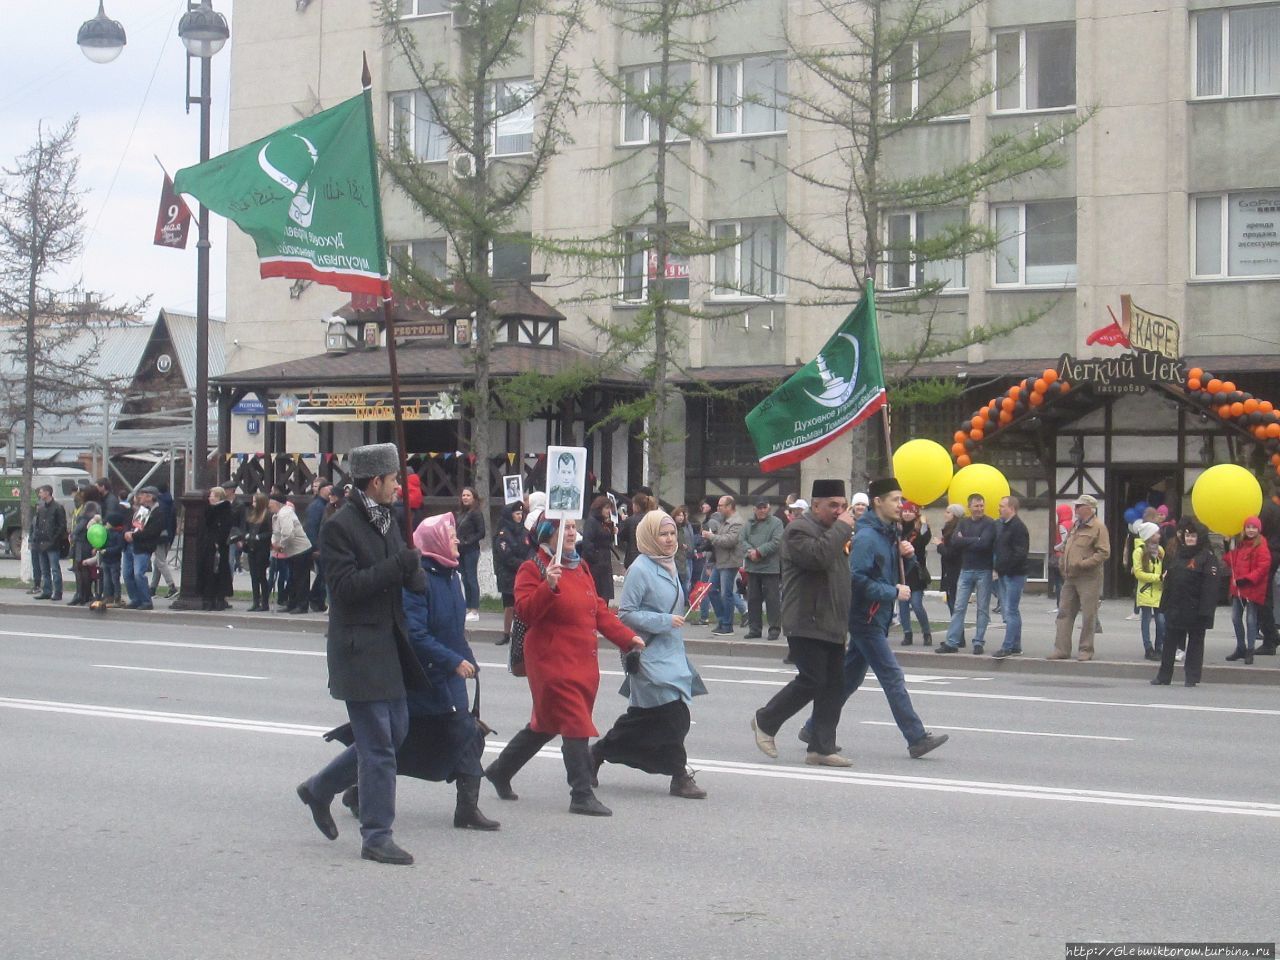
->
[150,541,176,590]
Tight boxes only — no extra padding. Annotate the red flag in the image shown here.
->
[154,167,193,249]
[687,578,711,614]
[1085,304,1131,348]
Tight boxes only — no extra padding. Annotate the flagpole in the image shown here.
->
[361,54,412,544]
[862,277,907,583]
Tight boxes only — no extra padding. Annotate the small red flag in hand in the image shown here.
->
[687,578,711,615]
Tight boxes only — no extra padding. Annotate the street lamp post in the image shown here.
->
[79,0,228,609]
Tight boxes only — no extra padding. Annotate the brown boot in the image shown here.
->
[670,769,707,800]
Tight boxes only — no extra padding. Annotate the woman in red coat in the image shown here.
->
[1224,515,1271,664]
[484,517,643,816]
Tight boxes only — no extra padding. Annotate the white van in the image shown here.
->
[0,467,94,556]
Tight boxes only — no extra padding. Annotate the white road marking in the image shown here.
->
[0,696,1265,818]
[0,630,324,657]
[858,720,1132,741]
[93,664,269,681]
[694,663,985,685]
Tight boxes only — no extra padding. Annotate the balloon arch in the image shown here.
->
[947,364,1280,483]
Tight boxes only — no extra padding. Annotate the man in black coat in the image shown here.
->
[992,495,1031,658]
[32,486,68,601]
[305,479,333,612]
[296,443,430,866]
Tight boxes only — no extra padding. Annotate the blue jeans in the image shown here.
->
[802,626,926,746]
[998,575,1026,652]
[897,589,930,638]
[36,548,63,597]
[305,697,409,847]
[123,547,153,606]
[946,568,992,647]
[460,549,480,610]
[1232,597,1259,654]
[1140,606,1166,652]
[712,567,738,630]
[101,558,122,601]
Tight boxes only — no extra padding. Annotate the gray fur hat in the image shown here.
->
[347,443,399,479]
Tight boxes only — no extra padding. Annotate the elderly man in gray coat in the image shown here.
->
[296,443,429,866]
[742,499,784,640]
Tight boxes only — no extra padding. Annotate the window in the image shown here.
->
[491,233,533,280]
[887,33,971,120]
[492,80,534,156]
[395,0,451,17]
[620,227,690,302]
[1193,190,1280,278]
[993,199,1077,286]
[389,90,449,163]
[621,63,692,144]
[711,218,787,298]
[389,239,448,283]
[714,56,787,136]
[1193,6,1280,98]
[994,25,1076,112]
[884,209,967,291]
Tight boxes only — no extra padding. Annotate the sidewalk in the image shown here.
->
[2,573,1276,686]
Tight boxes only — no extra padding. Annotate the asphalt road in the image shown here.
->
[2,612,1277,959]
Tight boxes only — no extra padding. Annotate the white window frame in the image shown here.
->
[991,200,1078,288]
[389,90,450,163]
[1191,6,1280,100]
[619,63,691,146]
[619,227,690,304]
[992,24,1077,114]
[710,218,787,299]
[389,239,449,283]
[491,79,535,157]
[395,0,451,19]
[1190,190,1280,280]
[713,55,788,138]
[886,34,971,122]
[882,209,968,292]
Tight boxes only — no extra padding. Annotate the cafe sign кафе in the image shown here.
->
[1058,294,1185,395]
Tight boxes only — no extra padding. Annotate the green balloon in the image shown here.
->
[87,524,108,549]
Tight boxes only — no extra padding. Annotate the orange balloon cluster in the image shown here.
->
[1184,367,1280,477]
[950,368,1068,467]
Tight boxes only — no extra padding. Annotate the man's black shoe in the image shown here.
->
[992,648,1020,659]
[1255,645,1277,655]
[361,840,414,865]
[908,732,949,759]
[311,603,327,613]
[742,632,763,640]
[296,783,338,840]
[935,644,959,654]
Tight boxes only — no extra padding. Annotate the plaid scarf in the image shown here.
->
[358,490,392,536]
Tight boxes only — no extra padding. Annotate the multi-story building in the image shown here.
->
[217,0,1280,591]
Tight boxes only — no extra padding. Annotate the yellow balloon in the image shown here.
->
[1190,463,1262,537]
[892,439,954,505]
[947,463,1011,515]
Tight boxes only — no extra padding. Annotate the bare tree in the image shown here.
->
[0,117,144,548]
[377,0,584,496]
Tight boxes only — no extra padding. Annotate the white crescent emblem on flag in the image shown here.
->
[804,333,861,408]
[257,135,319,193]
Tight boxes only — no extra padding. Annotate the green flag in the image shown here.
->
[173,89,389,297]
[746,286,886,472]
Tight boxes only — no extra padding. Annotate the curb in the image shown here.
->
[5,601,1277,686]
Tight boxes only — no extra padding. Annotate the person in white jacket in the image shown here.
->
[270,494,313,615]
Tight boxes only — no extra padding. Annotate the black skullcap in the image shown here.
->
[868,477,902,500]
[811,479,846,499]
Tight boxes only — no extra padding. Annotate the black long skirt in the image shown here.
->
[325,710,485,783]
[593,698,690,777]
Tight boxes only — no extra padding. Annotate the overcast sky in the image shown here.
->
[3,1,235,319]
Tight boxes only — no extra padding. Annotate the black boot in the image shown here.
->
[923,633,933,647]
[562,738,611,816]
[901,633,913,646]
[454,775,500,830]
[484,725,550,801]
[495,633,510,646]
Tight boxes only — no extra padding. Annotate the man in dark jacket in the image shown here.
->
[149,483,178,599]
[751,479,855,766]
[937,493,997,654]
[296,443,430,866]
[305,479,332,612]
[32,486,68,601]
[798,478,948,759]
[123,487,165,610]
[742,499,784,640]
[992,495,1031,658]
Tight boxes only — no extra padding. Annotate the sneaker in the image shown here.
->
[751,714,778,759]
[972,643,985,655]
[908,732,950,759]
[1125,613,1141,621]
[465,611,480,622]
[935,644,959,654]
[1049,608,1059,614]
[805,752,854,768]
[992,648,1020,659]
[742,632,763,640]
[165,586,178,599]
[1175,649,1185,662]
[1144,650,1159,661]
[711,627,734,636]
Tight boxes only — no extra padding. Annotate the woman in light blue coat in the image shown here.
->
[591,509,708,799]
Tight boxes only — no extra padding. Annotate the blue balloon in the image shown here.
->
[1124,508,1139,524]
[1136,501,1148,514]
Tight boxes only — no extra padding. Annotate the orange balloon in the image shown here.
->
[1009,386,1022,400]
[1217,405,1232,418]
[1246,399,1260,413]
[999,410,1013,425]
[970,428,984,441]
[1033,379,1048,394]
[951,442,967,456]
[954,431,967,444]
[1187,378,1202,391]
[1262,401,1274,414]
[956,454,971,467]
[1268,423,1280,439]
[1029,392,1044,407]
[1231,402,1245,417]
[1255,426,1269,440]
[1001,397,1015,412]
[1207,379,1223,393]
[1043,369,1059,384]
[971,416,984,430]
[1223,382,1237,393]
[1059,382,1071,394]
[1188,367,1204,381]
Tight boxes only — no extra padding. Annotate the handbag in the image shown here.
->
[508,551,550,677]
[471,674,494,737]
